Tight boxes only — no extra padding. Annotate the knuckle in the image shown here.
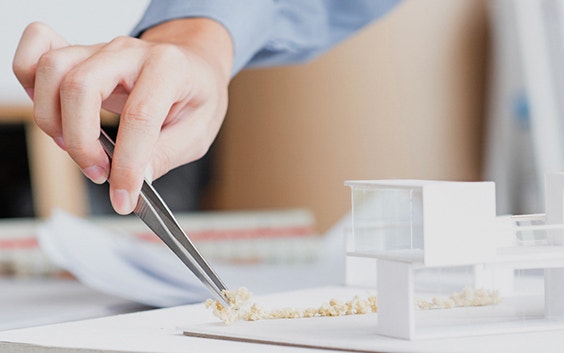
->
[111,162,144,185]
[107,35,139,50]
[32,106,51,129]
[36,51,65,76]
[64,143,91,164]
[149,43,183,65]
[12,60,30,79]
[22,21,50,38]
[121,105,156,130]
[59,72,91,98]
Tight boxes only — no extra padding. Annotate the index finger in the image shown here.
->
[109,55,186,215]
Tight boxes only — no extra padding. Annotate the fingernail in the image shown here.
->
[83,165,108,184]
[112,189,133,215]
[53,136,66,150]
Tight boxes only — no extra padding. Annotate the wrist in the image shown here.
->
[140,18,234,82]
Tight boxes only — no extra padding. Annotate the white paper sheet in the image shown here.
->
[3,286,564,353]
[37,210,346,307]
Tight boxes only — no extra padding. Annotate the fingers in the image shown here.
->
[150,99,224,182]
[109,45,189,214]
[57,38,148,198]
[13,22,72,147]
[34,45,100,146]
[13,22,68,98]
[147,49,228,182]
[14,24,230,216]
[144,52,228,189]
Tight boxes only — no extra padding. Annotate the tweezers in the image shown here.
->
[99,129,230,307]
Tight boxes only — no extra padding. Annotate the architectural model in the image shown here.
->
[345,173,564,339]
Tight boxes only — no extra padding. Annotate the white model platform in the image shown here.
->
[2,286,564,353]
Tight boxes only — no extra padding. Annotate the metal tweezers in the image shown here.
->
[99,129,230,307]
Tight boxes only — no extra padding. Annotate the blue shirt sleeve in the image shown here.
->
[131,0,402,76]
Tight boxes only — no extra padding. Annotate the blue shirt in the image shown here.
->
[131,0,401,76]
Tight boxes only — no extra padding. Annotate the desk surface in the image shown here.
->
[2,286,564,353]
[0,278,148,331]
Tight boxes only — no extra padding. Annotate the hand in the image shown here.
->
[13,20,233,215]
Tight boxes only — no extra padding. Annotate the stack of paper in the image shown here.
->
[90,208,321,263]
[37,210,347,307]
[0,218,58,277]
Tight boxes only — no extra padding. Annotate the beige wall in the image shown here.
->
[204,0,489,232]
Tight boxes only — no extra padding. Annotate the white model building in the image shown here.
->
[345,173,564,339]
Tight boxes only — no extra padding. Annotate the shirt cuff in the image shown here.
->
[131,0,276,76]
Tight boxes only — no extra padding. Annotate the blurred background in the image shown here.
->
[5,0,564,333]
[0,0,561,282]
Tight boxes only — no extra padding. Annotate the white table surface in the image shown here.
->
[0,278,149,331]
[2,285,564,353]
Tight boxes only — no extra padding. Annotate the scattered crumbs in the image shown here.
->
[204,287,252,325]
[205,287,377,325]
[205,287,502,325]
[416,287,501,310]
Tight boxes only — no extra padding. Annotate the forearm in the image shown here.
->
[140,18,233,82]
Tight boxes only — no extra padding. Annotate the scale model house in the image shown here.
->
[345,174,564,339]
